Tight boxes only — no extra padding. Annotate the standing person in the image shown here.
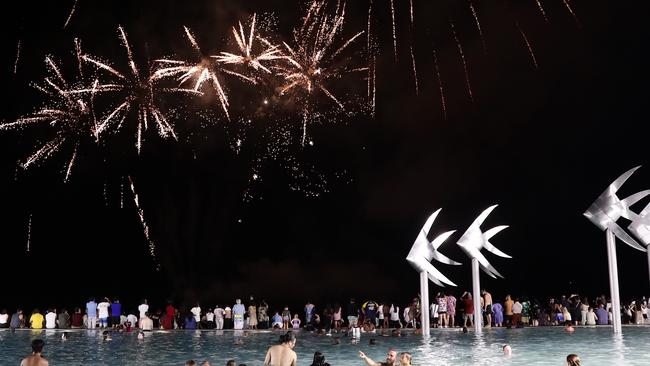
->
[580,298,589,325]
[97,297,111,329]
[389,304,400,328]
[20,339,49,366]
[86,298,97,329]
[163,301,175,329]
[138,299,149,321]
[111,299,122,328]
[430,298,439,328]
[140,313,154,331]
[248,302,258,329]
[45,309,57,329]
[492,302,504,327]
[358,349,398,366]
[447,293,457,328]
[224,305,233,329]
[30,309,44,329]
[305,301,315,326]
[215,305,225,330]
[377,303,385,328]
[462,293,474,328]
[438,293,449,328]
[264,331,298,366]
[58,309,70,329]
[586,307,597,325]
[346,299,359,328]
[258,300,270,329]
[233,299,246,330]
[191,303,202,329]
[282,306,292,330]
[402,306,411,328]
[504,295,514,326]
[512,298,523,326]
[482,290,493,327]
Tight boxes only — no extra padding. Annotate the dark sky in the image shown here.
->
[1,0,648,313]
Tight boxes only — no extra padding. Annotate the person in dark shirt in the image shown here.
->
[71,308,83,328]
[58,309,70,329]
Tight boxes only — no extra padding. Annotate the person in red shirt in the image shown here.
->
[462,292,474,327]
[71,308,84,328]
[163,301,175,329]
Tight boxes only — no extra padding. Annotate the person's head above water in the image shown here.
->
[399,352,412,365]
[566,354,581,366]
[279,331,296,347]
[31,339,45,354]
[503,344,512,356]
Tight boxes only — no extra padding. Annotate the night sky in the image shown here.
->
[1,0,648,314]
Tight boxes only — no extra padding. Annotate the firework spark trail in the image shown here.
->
[64,144,78,182]
[409,0,419,95]
[64,0,78,29]
[74,38,84,77]
[367,0,374,111]
[516,22,538,69]
[14,40,21,74]
[469,0,488,54]
[26,214,32,252]
[562,0,581,27]
[432,48,447,121]
[390,0,398,62]
[450,21,474,104]
[128,176,160,269]
[534,0,549,22]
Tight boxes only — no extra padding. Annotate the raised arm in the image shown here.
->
[359,351,380,366]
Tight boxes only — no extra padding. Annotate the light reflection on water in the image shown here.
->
[1,327,649,365]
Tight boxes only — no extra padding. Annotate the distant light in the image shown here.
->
[252,174,258,180]
[263,99,269,105]
[308,140,314,146]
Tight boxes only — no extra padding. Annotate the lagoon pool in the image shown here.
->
[1,327,649,365]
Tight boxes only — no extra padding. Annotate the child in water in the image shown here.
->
[291,314,301,329]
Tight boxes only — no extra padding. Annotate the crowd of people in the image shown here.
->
[2,291,649,331]
[5,291,646,365]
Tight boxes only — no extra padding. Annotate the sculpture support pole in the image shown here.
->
[647,248,650,287]
[472,258,482,333]
[419,271,430,337]
[606,229,622,334]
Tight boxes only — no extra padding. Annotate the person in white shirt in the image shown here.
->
[389,304,401,328]
[127,313,138,328]
[0,309,10,328]
[190,303,201,327]
[215,305,225,330]
[138,300,149,321]
[205,309,215,329]
[512,299,523,325]
[45,309,57,329]
[97,298,111,328]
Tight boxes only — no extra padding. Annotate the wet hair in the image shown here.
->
[311,351,326,365]
[369,338,377,345]
[566,354,580,366]
[226,360,236,366]
[31,339,45,353]
[186,361,197,366]
[279,331,296,344]
[400,352,412,363]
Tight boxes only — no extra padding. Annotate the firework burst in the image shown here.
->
[153,26,233,121]
[276,0,367,145]
[213,14,284,77]
[84,26,198,154]
[1,54,98,181]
